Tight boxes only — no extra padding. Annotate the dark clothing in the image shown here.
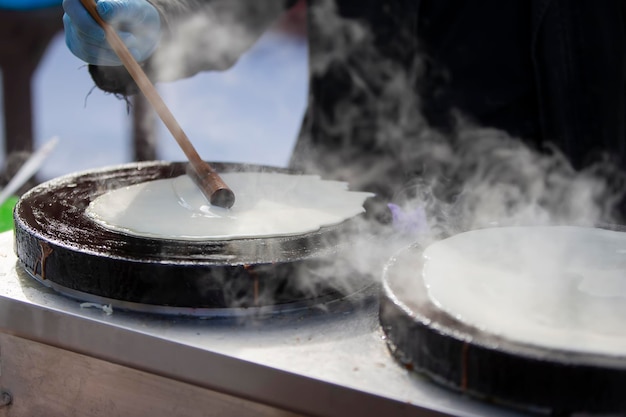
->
[533,0,626,169]
[91,0,626,217]
[293,0,626,218]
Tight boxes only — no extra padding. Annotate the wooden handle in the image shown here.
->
[79,0,235,208]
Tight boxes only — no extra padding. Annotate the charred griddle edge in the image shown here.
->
[14,161,370,310]
[380,243,626,415]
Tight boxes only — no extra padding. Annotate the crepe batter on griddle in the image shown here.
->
[86,171,374,240]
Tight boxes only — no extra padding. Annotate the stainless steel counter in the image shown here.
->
[0,232,528,417]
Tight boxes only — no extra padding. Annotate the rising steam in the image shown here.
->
[279,0,626,305]
[295,0,624,244]
[134,0,626,309]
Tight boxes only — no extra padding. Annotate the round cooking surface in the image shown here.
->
[14,161,373,314]
[380,226,626,415]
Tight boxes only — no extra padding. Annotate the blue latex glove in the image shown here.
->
[63,0,161,65]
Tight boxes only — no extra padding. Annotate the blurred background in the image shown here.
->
[0,1,308,182]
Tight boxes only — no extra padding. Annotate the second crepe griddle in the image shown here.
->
[380,240,626,415]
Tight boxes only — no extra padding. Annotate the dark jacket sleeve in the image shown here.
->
[90,0,297,95]
[531,0,626,170]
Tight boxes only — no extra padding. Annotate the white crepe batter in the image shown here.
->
[86,172,373,240]
[422,226,626,357]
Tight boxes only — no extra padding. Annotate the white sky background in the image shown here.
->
[4,28,308,180]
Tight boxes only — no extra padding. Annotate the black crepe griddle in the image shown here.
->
[380,242,626,416]
[13,161,371,316]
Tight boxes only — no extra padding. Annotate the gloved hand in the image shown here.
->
[63,0,161,66]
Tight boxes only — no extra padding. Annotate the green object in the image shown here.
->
[0,196,18,233]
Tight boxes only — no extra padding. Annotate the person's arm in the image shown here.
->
[63,0,297,95]
[148,0,297,77]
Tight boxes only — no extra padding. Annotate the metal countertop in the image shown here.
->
[0,232,527,417]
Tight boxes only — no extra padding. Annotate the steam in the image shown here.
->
[294,0,624,239]
[124,0,626,312]
[281,0,626,305]
[138,0,625,238]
